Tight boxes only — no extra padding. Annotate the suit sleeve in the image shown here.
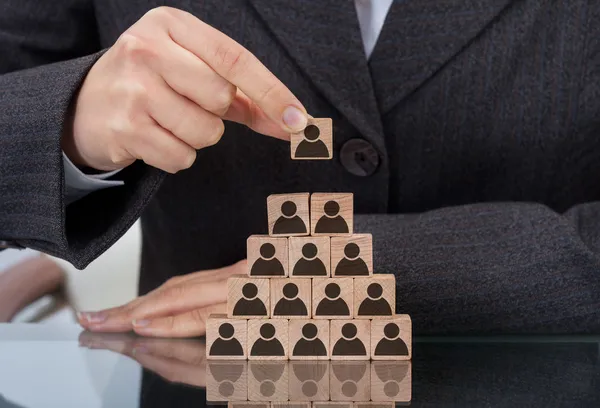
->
[0,0,164,269]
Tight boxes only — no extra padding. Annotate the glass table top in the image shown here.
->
[0,325,599,408]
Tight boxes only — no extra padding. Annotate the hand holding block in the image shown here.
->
[291,117,333,160]
[247,235,289,277]
[310,193,353,236]
[206,361,248,402]
[331,234,373,277]
[370,315,412,360]
[247,319,289,360]
[329,361,370,401]
[288,361,330,401]
[312,278,353,319]
[227,276,270,318]
[248,361,288,401]
[329,320,370,360]
[288,319,330,360]
[207,314,247,360]
[267,193,310,236]
[353,275,395,319]
[270,278,311,319]
[371,361,412,402]
[289,236,331,277]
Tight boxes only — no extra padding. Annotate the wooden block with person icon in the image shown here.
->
[290,117,333,160]
[207,314,248,360]
[329,320,370,360]
[370,315,412,361]
[247,319,289,360]
[331,234,373,277]
[227,276,270,318]
[310,193,353,236]
[270,278,312,319]
[288,319,330,360]
[289,236,331,277]
[312,278,353,319]
[247,235,289,277]
[353,275,396,319]
[267,193,311,236]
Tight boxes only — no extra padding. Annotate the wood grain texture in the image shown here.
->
[288,319,330,360]
[247,361,289,401]
[207,314,248,360]
[331,234,373,277]
[267,193,310,237]
[370,361,412,402]
[289,236,331,277]
[290,117,333,160]
[288,361,330,401]
[370,315,412,361]
[312,278,353,319]
[313,402,353,408]
[353,275,396,319]
[247,319,289,360]
[270,278,312,319]
[310,193,353,236]
[228,402,270,408]
[228,275,270,318]
[329,319,370,361]
[353,402,394,408]
[329,361,371,401]
[206,360,248,402]
[247,235,289,277]
[272,403,311,408]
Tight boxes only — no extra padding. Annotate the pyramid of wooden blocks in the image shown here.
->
[207,192,412,362]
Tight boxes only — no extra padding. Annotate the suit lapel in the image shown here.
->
[369,0,514,114]
[248,0,385,149]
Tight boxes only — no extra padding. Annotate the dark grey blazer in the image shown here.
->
[1,0,599,334]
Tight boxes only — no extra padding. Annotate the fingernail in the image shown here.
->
[282,106,307,132]
[133,319,151,327]
[80,311,107,324]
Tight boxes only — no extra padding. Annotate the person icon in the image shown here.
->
[273,201,307,234]
[292,243,327,276]
[314,201,349,234]
[374,323,409,356]
[332,323,367,356]
[357,283,392,316]
[250,243,285,276]
[335,243,369,276]
[294,124,330,158]
[250,323,285,357]
[209,323,244,356]
[315,283,350,316]
[233,282,267,316]
[292,323,327,356]
[273,282,308,316]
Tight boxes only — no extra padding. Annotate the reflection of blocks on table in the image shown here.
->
[289,236,331,277]
[206,361,248,402]
[247,319,289,361]
[370,315,412,360]
[290,117,333,160]
[288,319,330,360]
[310,193,353,236]
[329,320,370,361]
[247,236,289,277]
[330,234,373,277]
[248,361,289,401]
[288,361,330,401]
[267,193,310,237]
[370,361,412,402]
[312,278,353,319]
[227,275,270,318]
[228,402,271,408]
[353,275,395,319]
[207,314,248,360]
[354,402,395,408]
[313,402,353,408]
[329,361,370,401]
[270,278,311,319]
[272,403,311,408]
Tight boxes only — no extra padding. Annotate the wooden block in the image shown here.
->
[312,278,353,319]
[227,276,270,318]
[289,236,331,277]
[329,320,370,360]
[267,193,310,237]
[247,319,289,360]
[370,361,412,402]
[329,361,370,401]
[290,117,333,160]
[270,278,311,319]
[228,402,270,408]
[353,402,394,408]
[288,361,330,401]
[370,315,412,361]
[330,234,373,277]
[248,361,288,401]
[353,275,395,319]
[310,193,353,236]
[313,402,353,408]
[272,403,311,408]
[248,236,289,277]
[206,361,248,402]
[207,314,247,360]
[288,319,330,360]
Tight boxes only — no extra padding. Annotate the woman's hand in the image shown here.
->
[77,260,246,337]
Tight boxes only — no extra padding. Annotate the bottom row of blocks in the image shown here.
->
[207,314,411,361]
